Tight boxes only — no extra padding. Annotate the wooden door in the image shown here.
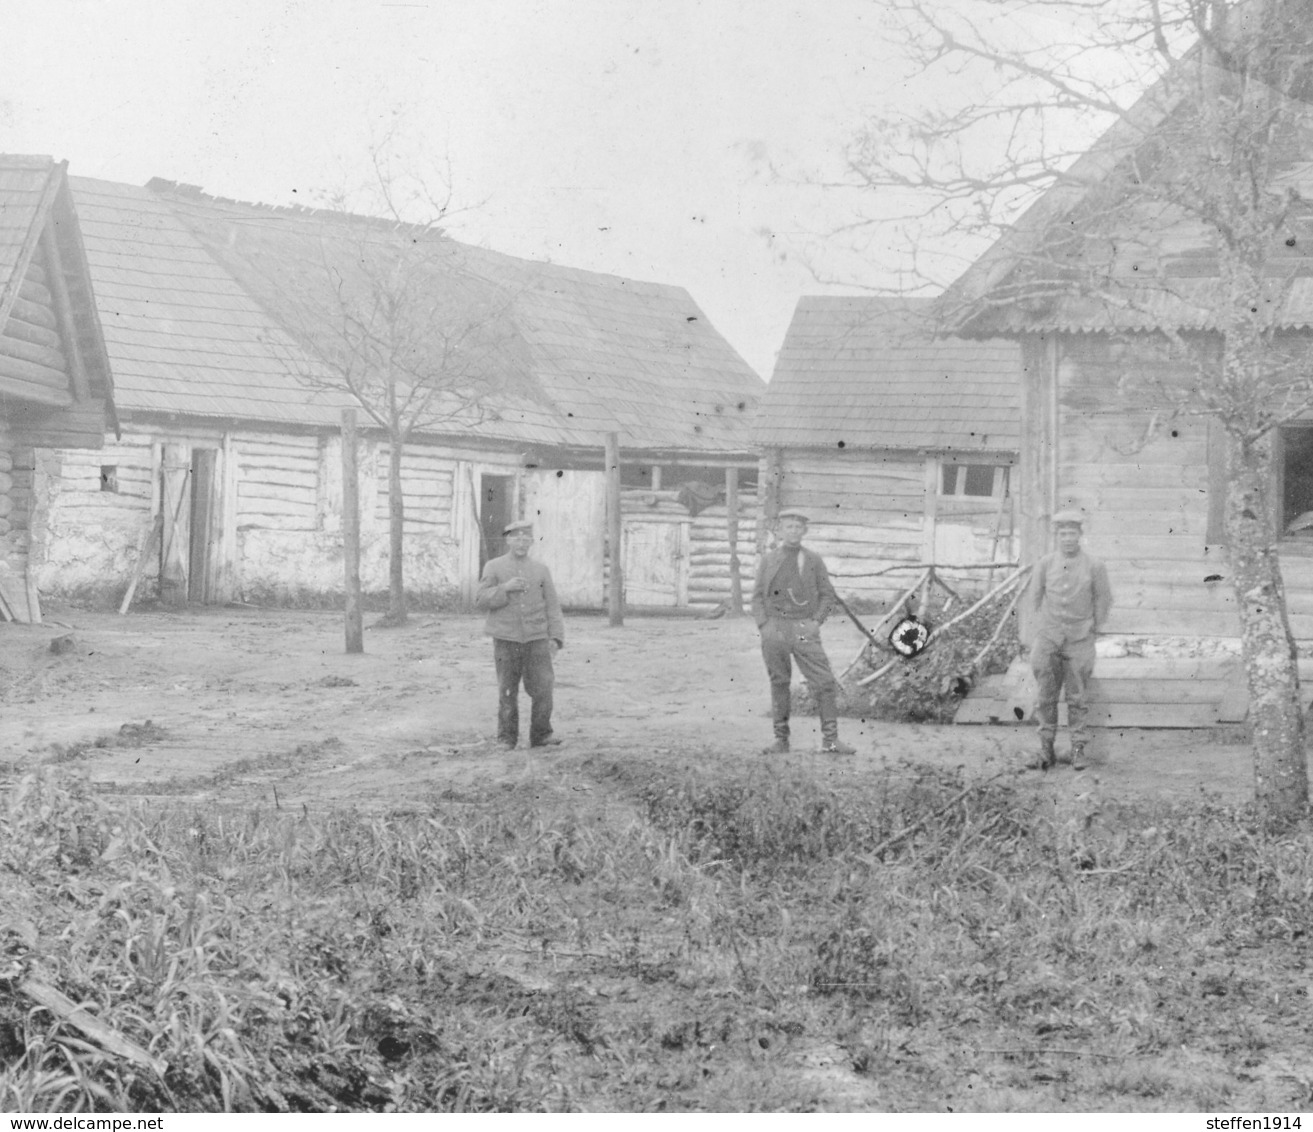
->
[159,444,191,607]
[521,469,606,607]
[622,519,687,606]
[188,448,221,603]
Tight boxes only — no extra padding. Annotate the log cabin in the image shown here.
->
[942,36,1313,727]
[25,170,763,612]
[756,296,1020,605]
[0,157,116,622]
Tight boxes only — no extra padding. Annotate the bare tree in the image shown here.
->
[252,162,527,626]
[839,0,1313,825]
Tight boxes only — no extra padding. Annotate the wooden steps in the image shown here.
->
[953,654,1312,728]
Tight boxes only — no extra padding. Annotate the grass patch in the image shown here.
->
[2,759,1312,1112]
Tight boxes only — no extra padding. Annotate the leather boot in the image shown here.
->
[1029,736,1056,770]
[762,718,789,755]
[820,717,855,755]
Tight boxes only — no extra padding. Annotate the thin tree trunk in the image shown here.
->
[1225,423,1308,828]
[387,435,407,624]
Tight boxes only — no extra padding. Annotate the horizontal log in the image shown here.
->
[783,456,924,481]
[8,295,56,332]
[0,369,72,408]
[1068,461,1210,489]
[1,316,61,351]
[1087,678,1230,705]
[1094,657,1238,680]
[1060,435,1206,467]
[238,434,320,454]
[0,333,66,374]
[0,351,69,393]
[1103,608,1239,636]
[18,277,53,308]
[235,496,317,518]
[238,470,319,492]
[237,456,319,476]
[1091,534,1205,560]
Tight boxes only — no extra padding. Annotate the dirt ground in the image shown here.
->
[0,603,1260,809]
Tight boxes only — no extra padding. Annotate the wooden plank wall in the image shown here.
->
[772,449,1015,605]
[617,486,758,609]
[1054,338,1246,637]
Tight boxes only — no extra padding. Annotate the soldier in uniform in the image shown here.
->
[1028,510,1113,770]
[751,510,856,755]
[475,519,565,749]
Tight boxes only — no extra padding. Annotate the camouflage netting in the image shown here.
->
[793,580,1023,724]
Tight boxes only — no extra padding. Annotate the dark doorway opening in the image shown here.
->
[479,475,514,568]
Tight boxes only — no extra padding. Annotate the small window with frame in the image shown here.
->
[100,465,119,493]
[940,462,1009,499]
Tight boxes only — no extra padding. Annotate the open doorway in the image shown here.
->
[479,474,514,568]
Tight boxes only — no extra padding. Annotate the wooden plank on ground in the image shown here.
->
[0,570,29,624]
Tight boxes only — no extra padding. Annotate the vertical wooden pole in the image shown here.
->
[922,454,939,565]
[605,432,624,626]
[759,448,782,555]
[725,465,743,616]
[342,410,364,654]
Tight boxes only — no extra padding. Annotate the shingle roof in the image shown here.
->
[756,296,1020,451]
[103,181,764,453]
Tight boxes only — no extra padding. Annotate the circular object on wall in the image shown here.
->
[889,615,930,658]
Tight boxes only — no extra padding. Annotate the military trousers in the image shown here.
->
[494,637,555,746]
[1029,631,1096,744]
[760,617,839,739]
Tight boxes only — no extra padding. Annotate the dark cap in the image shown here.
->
[503,519,534,536]
[777,509,810,523]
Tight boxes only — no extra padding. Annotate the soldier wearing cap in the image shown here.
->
[1028,509,1113,770]
[750,509,856,755]
[476,519,566,749]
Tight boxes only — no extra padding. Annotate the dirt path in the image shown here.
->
[0,605,1258,810]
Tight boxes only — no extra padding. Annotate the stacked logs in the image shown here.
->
[0,261,72,404]
[617,487,758,610]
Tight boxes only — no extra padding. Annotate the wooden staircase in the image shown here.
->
[953,654,1312,728]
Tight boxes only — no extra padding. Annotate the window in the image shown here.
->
[99,465,118,493]
[940,463,1009,499]
[1283,425,1313,536]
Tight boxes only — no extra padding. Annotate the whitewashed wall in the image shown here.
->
[32,427,518,605]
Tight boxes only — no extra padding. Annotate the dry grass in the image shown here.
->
[2,755,1312,1112]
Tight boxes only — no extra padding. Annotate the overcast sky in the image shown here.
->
[3,0,975,378]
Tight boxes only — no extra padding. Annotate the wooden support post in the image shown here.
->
[606,432,624,626]
[725,465,743,616]
[922,455,939,564]
[342,410,364,654]
[759,448,782,554]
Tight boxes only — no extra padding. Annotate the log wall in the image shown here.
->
[615,486,759,609]
[769,449,1017,606]
[1049,337,1246,638]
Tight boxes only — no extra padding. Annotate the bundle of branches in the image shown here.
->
[794,568,1028,724]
